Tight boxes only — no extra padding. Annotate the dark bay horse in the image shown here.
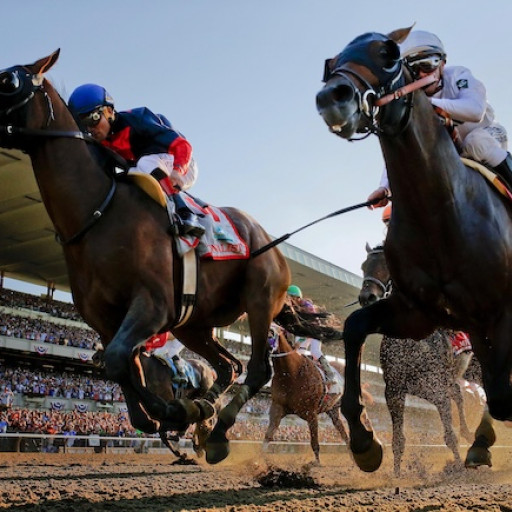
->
[361,245,495,475]
[264,325,349,464]
[0,51,291,464]
[315,27,509,472]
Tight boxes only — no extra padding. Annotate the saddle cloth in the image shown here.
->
[127,172,249,260]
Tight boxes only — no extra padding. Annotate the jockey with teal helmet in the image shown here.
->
[68,83,204,238]
[285,284,336,385]
[287,284,303,298]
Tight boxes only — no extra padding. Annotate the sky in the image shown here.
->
[2,0,512,301]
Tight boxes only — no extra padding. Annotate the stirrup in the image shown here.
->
[177,212,205,237]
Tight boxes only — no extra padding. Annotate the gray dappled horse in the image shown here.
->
[361,244,495,475]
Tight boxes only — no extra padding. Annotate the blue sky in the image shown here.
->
[3,0,512,301]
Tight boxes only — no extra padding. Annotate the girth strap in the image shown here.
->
[174,250,198,328]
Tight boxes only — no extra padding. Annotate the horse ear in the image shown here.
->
[28,49,61,78]
[365,242,372,253]
[387,24,415,44]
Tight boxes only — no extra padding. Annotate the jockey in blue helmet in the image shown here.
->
[68,83,204,238]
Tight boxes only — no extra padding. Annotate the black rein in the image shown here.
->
[0,124,127,245]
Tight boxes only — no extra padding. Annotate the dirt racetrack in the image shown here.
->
[2,440,512,512]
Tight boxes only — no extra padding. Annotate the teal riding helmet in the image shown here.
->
[287,284,303,298]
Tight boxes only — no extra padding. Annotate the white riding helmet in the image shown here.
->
[400,30,446,61]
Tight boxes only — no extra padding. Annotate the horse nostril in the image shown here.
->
[332,83,355,104]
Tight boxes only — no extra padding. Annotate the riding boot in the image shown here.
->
[492,153,512,191]
[152,171,205,238]
[318,355,336,385]
[172,355,188,384]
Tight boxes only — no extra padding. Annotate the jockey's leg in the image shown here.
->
[151,169,204,237]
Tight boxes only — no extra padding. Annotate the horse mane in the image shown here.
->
[274,300,343,341]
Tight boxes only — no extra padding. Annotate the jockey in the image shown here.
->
[145,333,188,384]
[368,29,511,208]
[287,285,337,385]
[68,84,205,238]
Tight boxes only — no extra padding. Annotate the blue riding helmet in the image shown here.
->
[68,83,114,115]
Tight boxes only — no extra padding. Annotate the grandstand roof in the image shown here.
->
[0,148,363,320]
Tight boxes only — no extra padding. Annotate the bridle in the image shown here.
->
[361,247,392,300]
[0,67,127,245]
[326,61,438,140]
[268,326,298,359]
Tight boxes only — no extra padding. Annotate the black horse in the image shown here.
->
[316,27,509,472]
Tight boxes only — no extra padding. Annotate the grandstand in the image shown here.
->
[0,147,453,450]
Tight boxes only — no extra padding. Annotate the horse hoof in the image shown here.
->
[465,447,492,468]
[205,424,230,465]
[352,437,383,472]
[205,438,230,465]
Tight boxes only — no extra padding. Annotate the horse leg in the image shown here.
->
[341,306,384,472]
[385,387,406,477]
[326,407,349,445]
[450,382,473,443]
[465,406,496,468]
[473,320,512,421]
[431,395,462,466]
[206,308,273,464]
[263,402,285,452]
[307,417,321,465]
[103,295,175,423]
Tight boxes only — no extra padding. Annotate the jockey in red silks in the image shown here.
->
[68,83,204,238]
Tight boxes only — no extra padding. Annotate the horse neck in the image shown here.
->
[28,82,112,241]
[380,91,464,222]
[272,333,302,368]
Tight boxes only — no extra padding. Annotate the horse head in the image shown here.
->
[0,50,66,151]
[359,244,391,307]
[316,27,413,139]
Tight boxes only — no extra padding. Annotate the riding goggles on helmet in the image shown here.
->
[80,107,104,128]
[406,54,443,76]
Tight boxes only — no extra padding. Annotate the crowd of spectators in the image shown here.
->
[0,286,345,445]
[0,311,101,350]
[1,408,137,437]
[0,289,83,321]
[0,364,124,403]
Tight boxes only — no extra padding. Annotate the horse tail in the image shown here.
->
[274,303,343,341]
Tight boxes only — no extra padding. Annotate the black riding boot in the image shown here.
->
[172,192,205,238]
[493,153,512,191]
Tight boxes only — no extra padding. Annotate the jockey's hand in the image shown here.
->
[367,187,390,209]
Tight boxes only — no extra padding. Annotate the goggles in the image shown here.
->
[406,54,443,75]
[80,107,104,128]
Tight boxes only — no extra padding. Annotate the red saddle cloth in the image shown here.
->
[451,331,472,356]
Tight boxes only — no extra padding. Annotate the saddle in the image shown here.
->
[462,158,512,201]
[127,172,250,328]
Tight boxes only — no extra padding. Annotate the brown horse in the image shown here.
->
[139,351,216,460]
[0,51,291,464]
[360,245,495,475]
[264,326,349,464]
[316,27,506,472]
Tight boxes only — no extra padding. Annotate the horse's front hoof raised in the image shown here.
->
[352,436,383,472]
[465,446,492,468]
[205,422,230,465]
